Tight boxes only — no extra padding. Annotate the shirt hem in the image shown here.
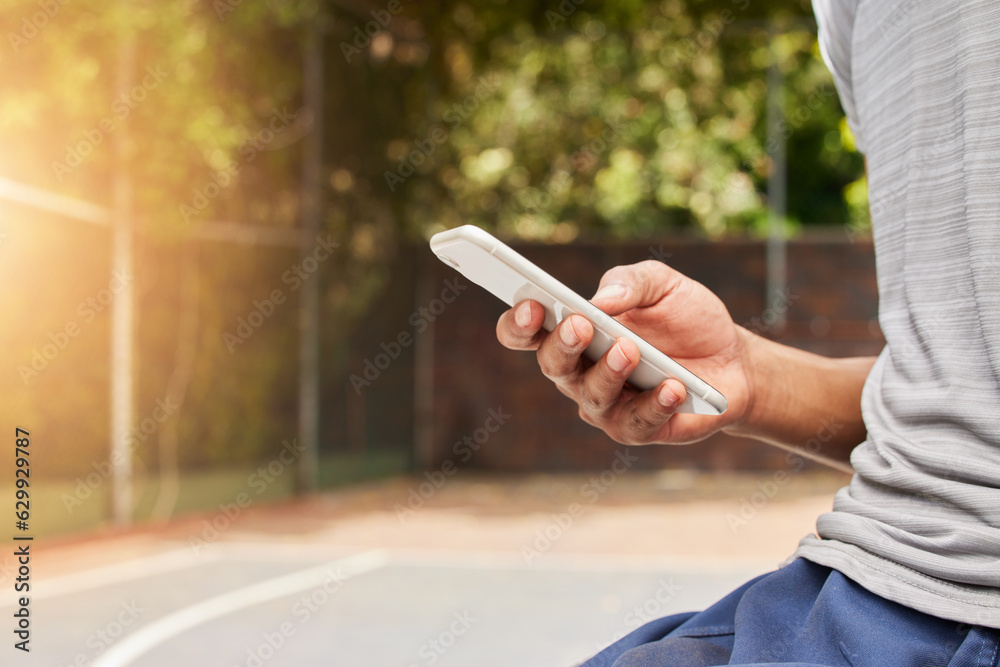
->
[795,536,1000,630]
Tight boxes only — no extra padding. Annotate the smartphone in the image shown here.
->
[429,225,728,416]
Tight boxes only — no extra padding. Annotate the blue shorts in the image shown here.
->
[582,558,1000,667]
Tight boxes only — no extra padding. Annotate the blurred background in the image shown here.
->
[0,0,881,664]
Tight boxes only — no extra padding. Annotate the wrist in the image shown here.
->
[722,326,772,439]
[721,326,872,467]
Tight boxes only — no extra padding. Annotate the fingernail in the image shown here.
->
[515,302,531,328]
[607,341,630,372]
[560,317,581,347]
[592,284,626,301]
[658,385,680,408]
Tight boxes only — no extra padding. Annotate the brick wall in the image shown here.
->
[340,236,883,473]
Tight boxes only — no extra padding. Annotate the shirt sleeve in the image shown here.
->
[812,0,866,153]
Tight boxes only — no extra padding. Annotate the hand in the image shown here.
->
[496,260,753,445]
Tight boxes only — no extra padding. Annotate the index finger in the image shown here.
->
[605,379,687,445]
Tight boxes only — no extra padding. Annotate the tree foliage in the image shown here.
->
[0,0,864,481]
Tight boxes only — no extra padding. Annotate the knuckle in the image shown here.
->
[577,405,597,426]
[637,259,661,273]
[496,315,525,349]
[536,354,563,379]
[627,408,659,434]
[634,261,658,289]
[598,361,626,387]
[578,384,609,413]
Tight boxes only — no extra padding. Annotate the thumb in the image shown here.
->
[589,260,686,316]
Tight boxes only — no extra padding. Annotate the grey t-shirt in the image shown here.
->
[797,1,1000,628]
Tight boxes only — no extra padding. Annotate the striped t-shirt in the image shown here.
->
[796,1,1000,628]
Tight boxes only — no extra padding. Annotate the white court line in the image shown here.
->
[91,549,389,667]
[25,542,364,602]
[160,541,779,574]
[284,544,780,575]
[33,548,224,601]
[190,540,369,563]
[29,540,774,605]
[386,549,777,574]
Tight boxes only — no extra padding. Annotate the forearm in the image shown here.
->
[725,327,877,471]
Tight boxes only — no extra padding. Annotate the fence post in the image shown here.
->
[413,256,435,471]
[766,36,788,334]
[111,32,137,525]
[297,21,323,494]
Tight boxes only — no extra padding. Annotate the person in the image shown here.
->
[495,1,1000,665]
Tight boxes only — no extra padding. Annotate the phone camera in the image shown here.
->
[438,254,460,270]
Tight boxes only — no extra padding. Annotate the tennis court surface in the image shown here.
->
[4,471,847,666]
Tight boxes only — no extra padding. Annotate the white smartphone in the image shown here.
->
[429,225,728,416]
